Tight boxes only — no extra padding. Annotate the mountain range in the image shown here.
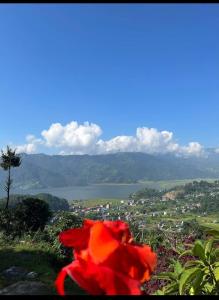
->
[1,150,219,190]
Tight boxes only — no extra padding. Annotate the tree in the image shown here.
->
[0,146,21,209]
[14,198,52,232]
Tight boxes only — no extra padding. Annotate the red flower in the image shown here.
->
[55,219,157,295]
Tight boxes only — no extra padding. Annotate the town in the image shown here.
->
[68,180,219,236]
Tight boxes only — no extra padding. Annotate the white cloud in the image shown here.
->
[136,127,175,154]
[215,148,219,154]
[16,143,37,154]
[179,142,204,157]
[15,135,43,154]
[96,127,204,157]
[97,136,136,153]
[41,121,102,154]
[11,121,204,157]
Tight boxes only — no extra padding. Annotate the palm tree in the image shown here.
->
[0,146,21,209]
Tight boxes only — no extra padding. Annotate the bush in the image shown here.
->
[44,211,82,261]
[14,198,52,232]
[0,198,52,238]
[0,208,12,232]
[154,226,219,295]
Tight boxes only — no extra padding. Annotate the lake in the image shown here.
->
[1,178,210,201]
[4,183,152,201]
[0,178,210,200]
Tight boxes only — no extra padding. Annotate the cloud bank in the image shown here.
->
[14,121,204,157]
[15,135,43,154]
[41,121,102,155]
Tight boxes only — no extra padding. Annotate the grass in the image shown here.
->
[0,240,86,295]
[0,241,57,292]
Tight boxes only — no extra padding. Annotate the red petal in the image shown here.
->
[86,262,142,295]
[58,260,104,295]
[103,243,157,282]
[124,244,157,282]
[55,267,68,295]
[103,220,132,243]
[59,227,90,250]
[89,222,119,263]
[83,219,97,227]
[56,258,142,295]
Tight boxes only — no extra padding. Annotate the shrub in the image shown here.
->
[45,211,82,261]
[155,237,219,294]
[0,198,52,238]
[14,198,52,232]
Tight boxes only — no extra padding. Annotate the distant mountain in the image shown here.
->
[1,151,219,190]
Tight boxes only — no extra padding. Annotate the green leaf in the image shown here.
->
[213,262,219,268]
[164,282,179,295]
[184,260,204,268]
[203,266,211,275]
[189,270,204,295]
[174,261,184,277]
[154,272,177,281]
[189,286,195,295]
[203,228,219,238]
[179,249,193,258]
[153,289,165,295]
[205,239,214,258]
[202,282,214,293]
[214,249,219,258]
[193,240,206,261]
[213,266,219,282]
[179,267,202,295]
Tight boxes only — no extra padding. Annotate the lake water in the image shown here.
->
[4,183,154,201]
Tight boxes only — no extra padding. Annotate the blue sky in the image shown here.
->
[0,4,219,155]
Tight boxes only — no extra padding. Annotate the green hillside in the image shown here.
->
[1,151,219,189]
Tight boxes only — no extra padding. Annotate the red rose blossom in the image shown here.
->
[55,219,157,295]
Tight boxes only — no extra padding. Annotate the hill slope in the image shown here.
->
[0,151,219,189]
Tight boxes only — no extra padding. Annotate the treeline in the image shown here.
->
[172,180,219,194]
[130,188,162,200]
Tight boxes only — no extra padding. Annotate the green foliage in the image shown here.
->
[182,180,219,194]
[154,261,185,295]
[156,238,219,295]
[84,211,101,220]
[46,211,82,238]
[0,241,62,293]
[139,228,164,250]
[182,219,203,238]
[14,198,52,232]
[0,208,13,233]
[36,193,69,211]
[2,152,219,190]
[45,211,82,260]
[0,146,21,209]
[0,146,21,170]
[129,188,162,200]
[0,198,52,237]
